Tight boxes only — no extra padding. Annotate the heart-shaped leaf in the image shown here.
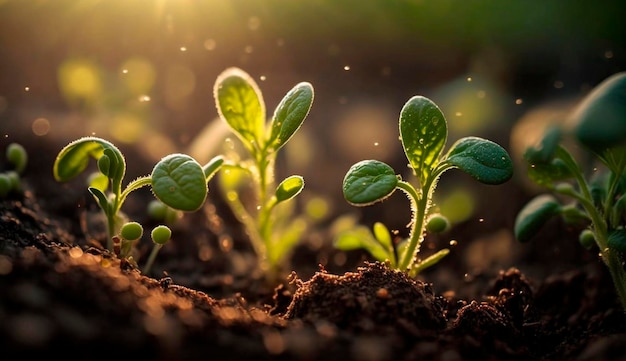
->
[399,96,447,181]
[514,194,561,243]
[214,67,265,150]
[268,82,314,151]
[445,136,513,185]
[343,160,398,206]
[152,153,207,212]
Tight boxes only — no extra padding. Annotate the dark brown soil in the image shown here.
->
[2,137,626,361]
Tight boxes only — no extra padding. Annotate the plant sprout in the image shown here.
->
[143,224,172,274]
[213,67,314,279]
[514,72,626,310]
[338,95,514,277]
[53,136,223,250]
[112,221,172,274]
[0,142,28,198]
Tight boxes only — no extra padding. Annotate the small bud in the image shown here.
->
[561,204,588,225]
[426,214,450,234]
[578,229,596,250]
[6,142,27,174]
[0,174,11,198]
[120,221,143,241]
[97,155,111,177]
[151,225,172,245]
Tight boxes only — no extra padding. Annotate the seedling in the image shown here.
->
[113,221,172,274]
[514,72,626,310]
[339,95,513,277]
[213,67,314,279]
[0,142,28,198]
[53,136,223,250]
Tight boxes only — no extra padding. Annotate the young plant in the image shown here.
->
[0,142,28,198]
[339,95,513,277]
[514,72,626,310]
[113,221,172,274]
[53,136,223,250]
[213,67,314,279]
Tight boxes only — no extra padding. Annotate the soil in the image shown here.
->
[2,137,626,361]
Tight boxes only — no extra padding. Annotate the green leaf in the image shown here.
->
[87,171,109,192]
[53,137,123,182]
[214,67,265,150]
[527,158,573,187]
[608,229,626,253]
[88,186,110,216]
[268,82,314,151]
[410,248,450,276]
[334,226,390,263]
[444,137,513,185]
[372,222,393,251]
[571,72,626,153]
[399,96,447,181]
[151,153,208,212]
[343,160,398,206]
[523,126,562,164]
[514,194,561,243]
[275,175,304,203]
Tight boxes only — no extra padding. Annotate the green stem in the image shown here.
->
[143,244,163,275]
[396,180,426,271]
[557,146,626,310]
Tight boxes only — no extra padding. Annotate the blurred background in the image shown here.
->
[1,0,625,277]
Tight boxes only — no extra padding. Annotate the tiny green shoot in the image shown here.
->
[53,136,223,250]
[0,142,28,198]
[338,95,514,277]
[514,72,626,310]
[143,224,172,275]
[213,67,314,279]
